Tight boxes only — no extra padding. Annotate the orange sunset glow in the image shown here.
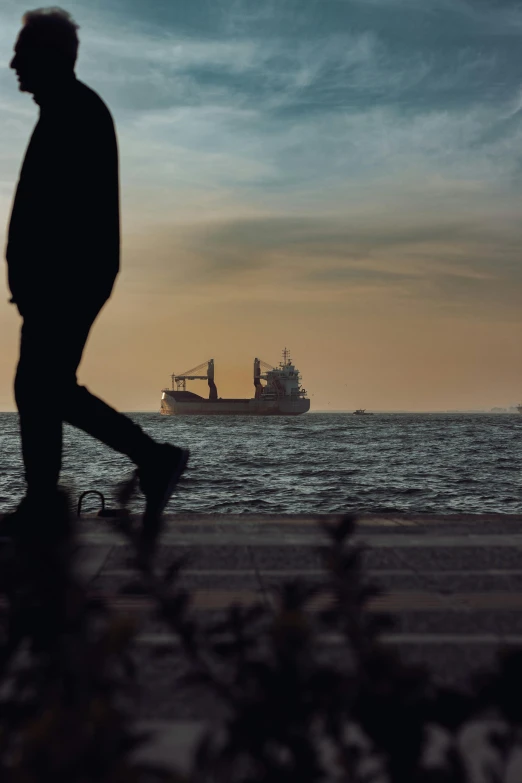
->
[1,0,520,412]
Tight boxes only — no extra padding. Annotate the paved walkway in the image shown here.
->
[69,511,522,771]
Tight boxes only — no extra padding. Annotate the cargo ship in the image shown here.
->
[160,349,310,416]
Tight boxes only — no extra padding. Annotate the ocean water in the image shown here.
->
[0,412,520,515]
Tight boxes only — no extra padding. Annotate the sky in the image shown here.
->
[0,0,521,411]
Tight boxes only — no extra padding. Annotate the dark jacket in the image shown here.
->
[6,77,120,309]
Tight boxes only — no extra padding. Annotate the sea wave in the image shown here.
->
[0,412,521,515]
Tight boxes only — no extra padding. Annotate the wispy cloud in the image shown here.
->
[120,209,522,321]
[1,0,521,318]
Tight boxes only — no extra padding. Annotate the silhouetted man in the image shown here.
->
[5,8,188,554]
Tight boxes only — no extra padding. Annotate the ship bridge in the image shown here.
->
[254,348,308,400]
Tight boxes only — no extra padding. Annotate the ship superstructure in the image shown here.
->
[160,349,310,416]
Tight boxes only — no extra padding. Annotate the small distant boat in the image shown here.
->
[517,402,522,414]
[353,409,372,415]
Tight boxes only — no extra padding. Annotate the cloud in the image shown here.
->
[1,0,521,322]
[120,210,522,320]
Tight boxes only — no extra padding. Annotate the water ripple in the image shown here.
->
[0,412,521,515]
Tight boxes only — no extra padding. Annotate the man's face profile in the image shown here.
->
[10,27,68,96]
[10,30,40,94]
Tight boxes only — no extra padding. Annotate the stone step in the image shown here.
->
[1,590,518,612]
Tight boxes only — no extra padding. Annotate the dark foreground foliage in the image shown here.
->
[0,493,522,781]
[0,492,183,782]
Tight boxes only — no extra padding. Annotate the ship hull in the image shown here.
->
[161,392,310,416]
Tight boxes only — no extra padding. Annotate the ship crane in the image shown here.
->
[171,360,218,400]
[253,358,274,398]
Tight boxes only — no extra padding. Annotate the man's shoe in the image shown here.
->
[0,490,70,543]
[0,512,18,541]
[0,495,38,541]
[137,444,189,560]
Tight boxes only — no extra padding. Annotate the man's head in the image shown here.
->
[10,7,80,95]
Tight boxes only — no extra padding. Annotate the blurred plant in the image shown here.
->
[2,487,522,782]
[111,509,522,783]
[0,491,185,782]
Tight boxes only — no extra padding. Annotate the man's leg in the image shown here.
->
[64,383,189,548]
[14,310,69,498]
[14,302,188,551]
[62,385,158,465]
[54,301,164,465]
[15,303,156,492]
[59,306,189,556]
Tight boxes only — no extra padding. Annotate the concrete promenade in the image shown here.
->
[69,510,522,772]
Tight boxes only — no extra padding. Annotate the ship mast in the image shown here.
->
[171,360,217,399]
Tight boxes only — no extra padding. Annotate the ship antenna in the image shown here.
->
[282,347,290,366]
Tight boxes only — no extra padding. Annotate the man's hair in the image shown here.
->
[21,7,80,65]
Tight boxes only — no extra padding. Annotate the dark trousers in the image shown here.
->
[14,298,156,496]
